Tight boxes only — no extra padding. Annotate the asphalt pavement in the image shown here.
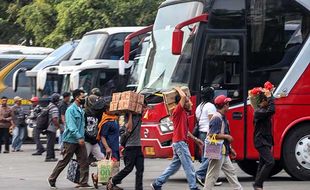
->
[0,145,309,190]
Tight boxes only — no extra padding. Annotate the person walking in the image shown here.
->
[107,111,144,190]
[45,93,61,162]
[195,87,222,186]
[27,97,45,155]
[84,94,105,161]
[253,90,275,190]
[0,96,13,153]
[58,92,71,151]
[92,103,120,189]
[203,95,243,190]
[11,96,26,152]
[151,87,204,190]
[48,89,92,189]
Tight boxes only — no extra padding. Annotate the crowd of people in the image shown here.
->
[0,85,275,190]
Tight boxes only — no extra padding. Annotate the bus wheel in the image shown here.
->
[237,160,283,177]
[283,124,310,180]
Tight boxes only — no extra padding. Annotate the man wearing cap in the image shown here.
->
[11,96,26,152]
[45,93,61,162]
[27,97,45,156]
[0,96,13,153]
[203,95,243,190]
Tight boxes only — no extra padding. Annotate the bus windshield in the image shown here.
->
[138,1,203,91]
[70,33,108,61]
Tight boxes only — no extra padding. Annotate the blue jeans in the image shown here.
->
[196,132,209,180]
[12,125,25,151]
[154,141,198,190]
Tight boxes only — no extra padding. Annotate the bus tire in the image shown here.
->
[237,160,283,177]
[282,124,310,180]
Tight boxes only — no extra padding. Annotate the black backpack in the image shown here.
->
[36,104,55,130]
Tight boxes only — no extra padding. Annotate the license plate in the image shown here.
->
[145,147,155,156]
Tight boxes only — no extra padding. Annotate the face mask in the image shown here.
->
[79,98,86,105]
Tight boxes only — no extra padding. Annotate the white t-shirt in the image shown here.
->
[195,102,216,133]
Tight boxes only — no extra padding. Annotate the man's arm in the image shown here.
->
[65,109,83,140]
[125,112,133,132]
[188,131,204,148]
[255,97,275,119]
[174,87,187,108]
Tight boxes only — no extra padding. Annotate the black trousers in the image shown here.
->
[254,146,275,188]
[34,127,45,152]
[112,146,144,190]
[0,128,10,152]
[46,131,56,159]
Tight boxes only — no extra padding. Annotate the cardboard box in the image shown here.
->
[112,93,122,102]
[120,91,138,101]
[118,100,137,113]
[109,101,119,112]
[135,104,143,114]
[166,103,177,116]
[137,94,145,105]
[163,87,191,105]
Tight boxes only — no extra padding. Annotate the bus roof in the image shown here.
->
[0,45,54,55]
[85,27,145,36]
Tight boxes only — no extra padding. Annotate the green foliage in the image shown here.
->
[0,0,164,48]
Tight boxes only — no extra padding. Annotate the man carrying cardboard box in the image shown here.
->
[151,87,204,190]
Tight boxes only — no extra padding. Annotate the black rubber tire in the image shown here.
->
[237,159,283,177]
[282,124,310,180]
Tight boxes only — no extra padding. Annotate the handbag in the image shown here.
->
[119,119,139,147]
[67,159,80,183]
[204,134,224,160]
[204,113,225,160]
[97,155,119,184]
[192,102,206,137]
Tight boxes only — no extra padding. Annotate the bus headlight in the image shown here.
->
[159,117,174,133]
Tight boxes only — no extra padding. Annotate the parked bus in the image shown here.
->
[0,46,53,104]
[124,0,310,180]
[13,40,79,97]
[59,27,146,95]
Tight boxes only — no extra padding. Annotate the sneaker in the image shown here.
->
[252,183,263,190]
[32,152,43,156]
[196,176,204,187]
[16,149,23,152]
[76,184,93,189]
[214,181,223,186]
[3,150,9,154]
[45,158,58,162]
[150,182,161,190]
[47,178,56,189]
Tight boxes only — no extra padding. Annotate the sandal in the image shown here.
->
[91,173,98,189]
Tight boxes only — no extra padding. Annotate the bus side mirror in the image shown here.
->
[172,29,184,55]
[36,69,47,91]
[124,39,131,63]
[171,14,208,55]
[12,67,27,92]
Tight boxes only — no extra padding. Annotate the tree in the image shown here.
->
[17,0,57,46]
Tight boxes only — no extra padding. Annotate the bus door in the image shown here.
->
[199,30,247,159]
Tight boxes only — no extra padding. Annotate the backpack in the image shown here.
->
[85,116,99,139]
[36,104,55,130]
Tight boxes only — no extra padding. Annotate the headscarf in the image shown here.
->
[96,112,118,141]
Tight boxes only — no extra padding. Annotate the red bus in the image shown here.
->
[124,0,310,180]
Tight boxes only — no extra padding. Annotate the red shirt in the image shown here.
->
[172,104,189,143]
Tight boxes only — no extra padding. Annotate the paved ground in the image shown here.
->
[0,145,309,190]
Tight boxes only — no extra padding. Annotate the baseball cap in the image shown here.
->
[30,96,39,102]
[214,95,232,106]
[14,96,22,101]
